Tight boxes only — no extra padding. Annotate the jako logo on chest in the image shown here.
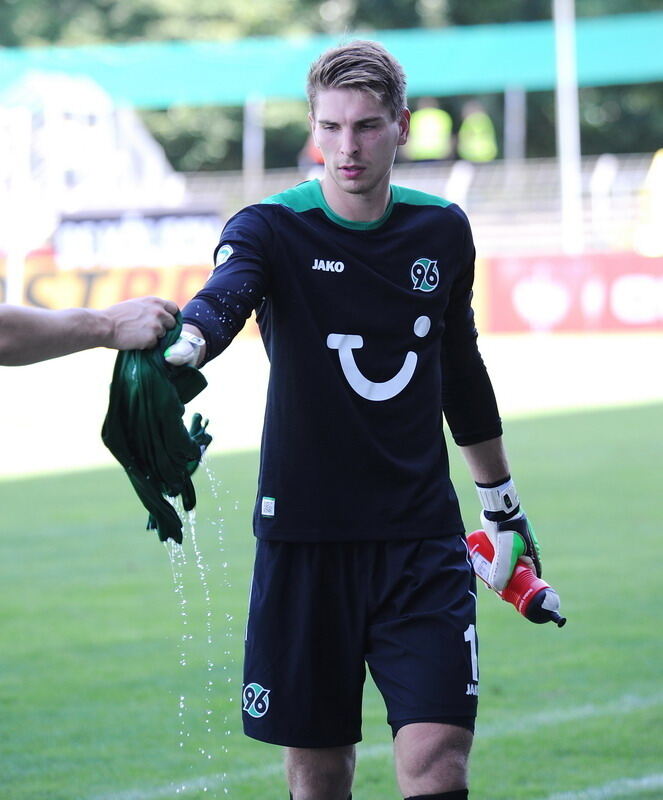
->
[311,258,345,273]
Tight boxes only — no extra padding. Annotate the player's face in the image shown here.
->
[310,88,409,212]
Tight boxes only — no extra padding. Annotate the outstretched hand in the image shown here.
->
[104,297,179,351]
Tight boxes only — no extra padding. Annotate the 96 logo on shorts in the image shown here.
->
[243,682,270,718]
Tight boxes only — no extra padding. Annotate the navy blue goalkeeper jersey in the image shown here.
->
[183,179,502,542]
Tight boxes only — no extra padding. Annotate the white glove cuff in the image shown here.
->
[180,331,205,348]
[476,477,520,515]
[164,330,205,367]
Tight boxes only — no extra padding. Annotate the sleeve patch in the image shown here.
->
[215,244,234,266]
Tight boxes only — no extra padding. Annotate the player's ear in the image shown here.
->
[398,108,411,146]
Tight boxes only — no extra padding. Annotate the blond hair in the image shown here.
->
[307,40,407,121]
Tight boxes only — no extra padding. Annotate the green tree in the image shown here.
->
[2,0,661,46]
[0,0,320,46]
[445,0,661,25]
[1,0,660,168]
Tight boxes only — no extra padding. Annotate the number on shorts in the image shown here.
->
[464,623,479,682]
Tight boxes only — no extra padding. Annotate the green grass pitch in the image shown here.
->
[1,403,661,800]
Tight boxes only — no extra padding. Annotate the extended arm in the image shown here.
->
[0,298,178,366]
[165,208,270,368]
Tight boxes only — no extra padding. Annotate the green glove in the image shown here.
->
[102,313,212,544]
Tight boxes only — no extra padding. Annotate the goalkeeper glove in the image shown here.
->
[475,476,542,592]
[164,330,205,367]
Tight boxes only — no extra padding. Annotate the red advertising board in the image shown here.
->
[485,252,663,333]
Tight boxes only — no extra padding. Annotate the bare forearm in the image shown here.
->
[0,297,178,366]
[458,436,510,484]
[0,306,113,366]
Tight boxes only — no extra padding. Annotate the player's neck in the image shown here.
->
[320,174,392,223]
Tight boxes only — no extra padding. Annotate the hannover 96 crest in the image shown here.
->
[411,258,439,292]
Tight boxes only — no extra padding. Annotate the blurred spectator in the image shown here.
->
[403,97,453,162]
[634,148,663,257]
[457,101,498,163]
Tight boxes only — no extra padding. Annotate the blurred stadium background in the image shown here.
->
[0,2,661,799]
[0,2,661,478]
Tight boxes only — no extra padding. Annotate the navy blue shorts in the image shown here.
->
[242,536,479,748]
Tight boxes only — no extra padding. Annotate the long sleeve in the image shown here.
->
[182,206,271,365]
[440,211,502,446]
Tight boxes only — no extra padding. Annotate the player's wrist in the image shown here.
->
[475,475,521,522]
[180,329,205,348]
[475,473,543,588]
[164,328,206,367]
[80,308,114,349]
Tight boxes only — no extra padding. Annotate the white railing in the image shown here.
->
[183,153,656,255]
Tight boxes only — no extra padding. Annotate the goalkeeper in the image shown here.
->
[166,41,541,800]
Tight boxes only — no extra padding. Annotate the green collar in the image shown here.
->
[313,179,394,230]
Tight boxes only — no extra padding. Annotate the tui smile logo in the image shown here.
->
[327,316,431,402]
[411,258,439,292]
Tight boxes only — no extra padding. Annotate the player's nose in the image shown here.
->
[339,128,359,156]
